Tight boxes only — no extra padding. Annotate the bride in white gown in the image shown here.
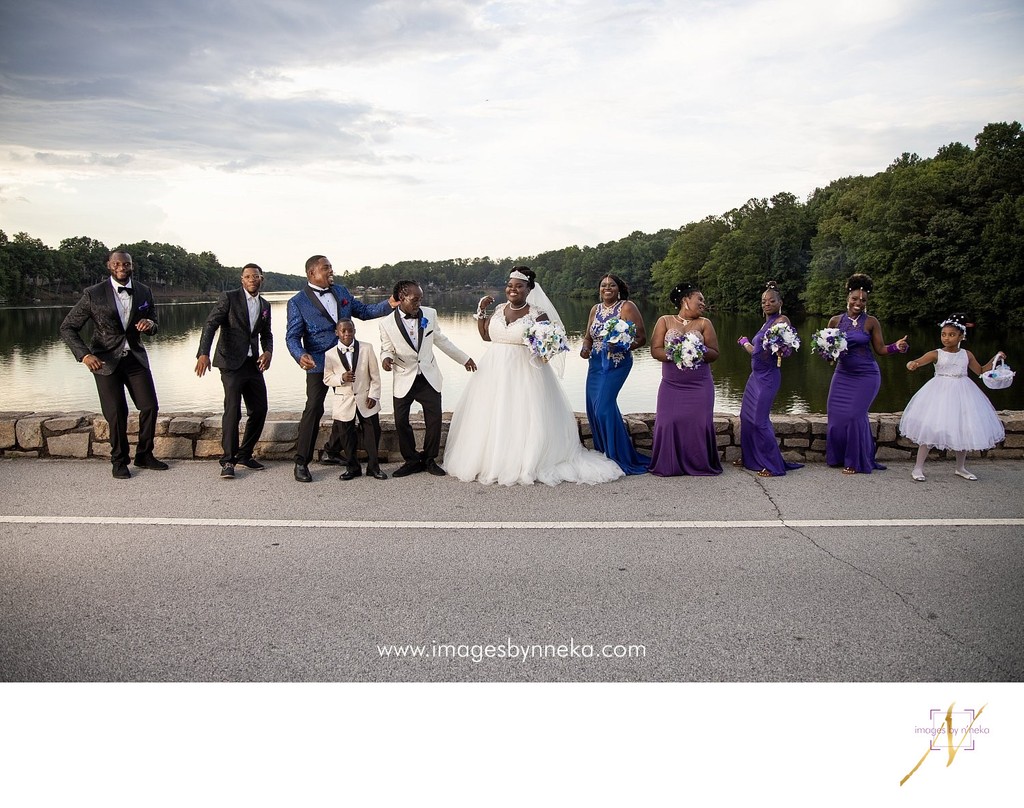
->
[443,267,625,486]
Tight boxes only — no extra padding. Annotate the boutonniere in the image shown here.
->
[419,316,428,330]
[138,300,150,312]
[261,308,270,320]
[339,298,349,307]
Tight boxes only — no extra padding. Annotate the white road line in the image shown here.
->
[2,516,1023,529]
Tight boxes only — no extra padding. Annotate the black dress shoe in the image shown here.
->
[424,459,447,477]
[112,463,131,479]
[134,455,169,470]
[294,463,312,483]
[220,463,235,479]
[320,453,343,466]
[391,460,424,478]
[339,469,361,481]
[369,469,388,480]
[238,458,266,471]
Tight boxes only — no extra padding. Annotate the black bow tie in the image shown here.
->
[117,285,133,296]
[403,311,421,320]
[314,287,332,296]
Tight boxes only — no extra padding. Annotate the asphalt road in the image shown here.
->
[1,456,1022,682]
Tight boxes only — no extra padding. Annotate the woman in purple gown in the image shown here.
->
[737,281,803,477]
[826,273,909,474]
[649,282,722,476]
[580,274,650,474]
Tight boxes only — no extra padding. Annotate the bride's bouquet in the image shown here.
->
[523,320,570,366]
[762,322,801,366]
[664,331,707,370]
[810,327,848,362]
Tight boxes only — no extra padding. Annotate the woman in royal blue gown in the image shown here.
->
[580,275,649,474]
[648,282,722,476]
[737,281,803,477]
[826,273,909,474]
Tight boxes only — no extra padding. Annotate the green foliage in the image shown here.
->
[0,234,303,302]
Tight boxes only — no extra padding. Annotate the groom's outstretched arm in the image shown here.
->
[432,321,474,370]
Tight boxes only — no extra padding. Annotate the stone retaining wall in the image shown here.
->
[2,410,1022,463]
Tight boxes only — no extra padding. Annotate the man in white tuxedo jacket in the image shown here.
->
[323,319,386,480]
[380,280,477,477]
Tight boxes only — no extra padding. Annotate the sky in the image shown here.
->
[1,0,1022,278]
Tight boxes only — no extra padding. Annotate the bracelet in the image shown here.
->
[737,337,750,347]
[472,310,487,321]
[886,342,905,354]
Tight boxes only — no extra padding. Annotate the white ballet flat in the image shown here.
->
[954,469,978,481]
[911,471,926,482]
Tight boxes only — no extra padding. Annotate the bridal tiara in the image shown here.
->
[509,270,529,281]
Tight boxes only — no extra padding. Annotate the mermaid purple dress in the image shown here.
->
[739,315,804,475]
[585,301,650,475]
[649,329,722,476]
[826,314,885,473]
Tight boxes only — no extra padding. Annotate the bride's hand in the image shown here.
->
[479,296,494,310]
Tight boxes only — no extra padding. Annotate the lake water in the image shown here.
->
[1,292,1020,415]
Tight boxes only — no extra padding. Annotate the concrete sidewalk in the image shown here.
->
[1,456,1022,682]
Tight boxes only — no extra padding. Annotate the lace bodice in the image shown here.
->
[934,348,968,378]
[489,304,540,346]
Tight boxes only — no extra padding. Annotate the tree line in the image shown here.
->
[347,121,1023,326]
[0,235,303,302]
[3,122,1020,325]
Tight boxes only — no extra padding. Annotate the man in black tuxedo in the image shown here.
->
[60,250,168,479]
[195,263,274,480]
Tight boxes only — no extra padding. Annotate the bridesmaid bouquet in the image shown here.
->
[810,327,848,362]
[523,320,570,365]
[664,331,707,370]
[762,323,801,366]
[596,317,636,350]
[595,318,635,367]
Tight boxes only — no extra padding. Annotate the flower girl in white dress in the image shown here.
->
[443,267,624,486]
[899,314,1006,481]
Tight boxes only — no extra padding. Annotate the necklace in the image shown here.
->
[508,301,528,311]
[600,300,619,315]
[847,312,861,327]
[674,314,693,326]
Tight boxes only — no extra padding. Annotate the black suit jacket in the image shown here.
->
[197,288,273,370]
[60,279,158,375]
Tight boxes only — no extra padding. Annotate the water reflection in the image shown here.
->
[1,293,1020,415]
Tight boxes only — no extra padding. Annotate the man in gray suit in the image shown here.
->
[196,263,274,479]
[60,250,168,479]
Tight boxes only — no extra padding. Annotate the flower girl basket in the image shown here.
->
[981,356,1015,390]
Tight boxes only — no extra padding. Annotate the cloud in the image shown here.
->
[34,152,134,167]
[0,1,496,170]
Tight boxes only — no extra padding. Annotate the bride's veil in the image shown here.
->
[527,281,567,379]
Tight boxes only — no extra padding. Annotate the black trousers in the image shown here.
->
[393,373,442,462]
[94,352,159,465]
[219,357,268,465]
[295,372,341,464]
[330,412,382,473]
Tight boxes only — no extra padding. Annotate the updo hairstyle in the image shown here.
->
[846,273,873,293]
[669,282,698,308]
